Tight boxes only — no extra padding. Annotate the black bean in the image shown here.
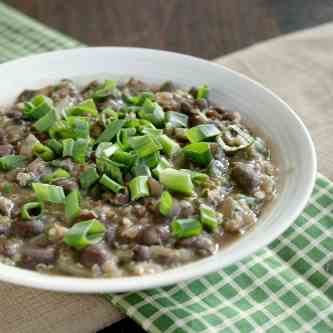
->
[188,87,198,98]
[133,245,151,261]
[6,111,23,121]
[179,200,195,218]
[0,144,13,156]
[16,90,36,103]
[15,219,44,238]
[194,98,208,110]
[222,111,241,122]
[107,191,130,206]
[180,101,193,114]
[20,246,56,268]
[75,209,98,222]
[147,177,163,198]
[79,244,109,268]
[231,162,260,193]
[137,226,170,246]
[159,81,176,92]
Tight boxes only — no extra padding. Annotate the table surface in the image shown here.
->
[3,0,333,332]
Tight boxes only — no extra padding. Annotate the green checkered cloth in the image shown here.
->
[0,2,332,332]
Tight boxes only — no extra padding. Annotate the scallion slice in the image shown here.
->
[96,157,123,184]
[33,109,58,133]
[128,176,150,200]
[93,80,117,100]
[79,167,99,189]
[72,138,90,163]
[111,150,136,167]
[185,124,220,143]
[218,125,254,152]
[99,174,123,193]
[62,138,75,157]
[171,218,202,239]
[67,99,98,117]
[128,135,162,158]
[96,119,126,144]
[159,168,194,195]
[46,139,63,156]
[32,143,55,161]
[196,84,209,100]
[138,99,165,127]
[32,183,65,204]
[65,190,81,222]
[65,116,90,139]
[136,151,160,169]
[166,111,188,128]
[132,164,151,177]
[23,95,54,120]
[160,135,180,157]
[0,155,26,171]
[95,142,119,158]
[21,202,43,220]
[42,168,71,184]
[183,142,212,165]
[152,157,171,178]
[160,191,173,216]
[199,204,219,231]
[64,219,106,250]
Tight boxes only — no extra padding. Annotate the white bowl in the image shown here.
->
[0,47,316,293]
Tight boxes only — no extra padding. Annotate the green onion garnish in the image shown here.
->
[132,164,151,177]
[128,176,150,200]
[43,168,71,183]
[160,135,180,157]
[123,91,154,105]
[159,168,194,195]
[189,170,209,185]
[32,143,55,161]
[23,95,54,120]
[21,202,43,220]
[218,125,254,152]
[138,99,165,127]
[65,190,81,222]
[96,157,123,184]
[32,183,65,204]
[111,150,136,167]
[196,84,209,100]
[128,135,162,158]
[67,99,98,117]
[0,155,26,171]
[72,138,90,163]
[46,139,63,156]
[199,204,219,231]
[95,142,119,158]
[64,219,106,250]
[96,119,126,144]
[65,116,90,139]
[93,80,117,100]
[62,138,75,157]
[79,167,99,189]
[99,174,124,193]
[186,124,220,143]
[166,111,188,128]
[33,109,58,133]
[183,142,212,166]
[136,151,160,169]
[152,157,171,178]
[171,218,202,239]
[160,191,173,216]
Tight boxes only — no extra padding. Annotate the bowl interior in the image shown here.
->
[0,48,316,293]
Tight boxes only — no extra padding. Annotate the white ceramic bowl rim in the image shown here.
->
[0,47,316,293]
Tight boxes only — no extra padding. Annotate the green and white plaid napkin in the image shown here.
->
[0,2,332,332]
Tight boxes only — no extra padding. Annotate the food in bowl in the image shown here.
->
[0,78,277,277]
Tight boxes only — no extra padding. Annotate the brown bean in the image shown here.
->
[0,144,13,156]
[15,219,44,238]
[176,236,215,255]
[16,90,36,103]
[133,245,151,261]
[147,177,163,198]
[20,246,56,268]
[105,225,117,247]
[53,179,79,193]
[159,81,176,92]
[75,209,98,223]
[222,111,241,122]
[79,244,109,268]
[0,223,11,236]
[231,162,260,193]
[137,226,170,246]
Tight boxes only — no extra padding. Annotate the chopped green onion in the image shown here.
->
[95,142,119,158]
[33,109,58,133]
[138,99,165,127]
[79,167,99,189]
[136,151,160,169]
[166,111,188,128]
[199,204,219,231]
[218,125,254,152]
[96,119,126,144]
[65,116,90,139]
[152,157,171,177]
[62,138,75,157]
[159,168,194,195]
[140,127,163,136]
[116,128,136,151]
[99,174,124,193]
[32,143,55,161]
[23,95,54,120]
[160,135,181,157]
[128,135,162,158]
[72,138,90,163]
[32,183,65,204]
[21,202,43,220]
[67,99,98,117]
[93,80,117,100]
[65,190,81,222]
[96,157,123,184]
[128,176,150,200]
[171,218,202,239]
[46,139,63,156]
[186,124,220,143]
[100,107,119,126]
[0,155,26,171]
[111,150,136,167]
[160,191,173,216]
[132,164,151,177]
[123,91,154,105]
[196,84,209,100]
[189,171,209,185]
[42,168,71,183]
[64,219,106,250]
[183,142,212,165]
